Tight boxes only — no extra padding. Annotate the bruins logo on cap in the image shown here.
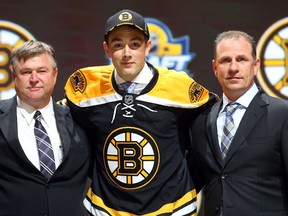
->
[70,70,87,93]
[189,82,204,103]
[103,126,160,190]
[118,11,133,22]
[257,17,288,100]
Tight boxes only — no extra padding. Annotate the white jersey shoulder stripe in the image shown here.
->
[74,93,199,109]
[76,93,122,107]
[137,94,199,109]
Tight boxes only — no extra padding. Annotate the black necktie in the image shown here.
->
[34,111,55,179]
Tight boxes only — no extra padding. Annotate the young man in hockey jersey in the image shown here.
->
[64,9,215,216]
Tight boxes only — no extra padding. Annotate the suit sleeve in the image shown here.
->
[280,113,288,194]
[186,105,212,193]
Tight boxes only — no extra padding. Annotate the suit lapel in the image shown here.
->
[53,103,71,159]
[224,91,268,164]
[0,97,34,164]
[0,99,13,143]
[207,102,224,166]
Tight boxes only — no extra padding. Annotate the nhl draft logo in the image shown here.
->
[0,20,35,99]
[103,127,160,190]
[257,17,288,99]
[145,18,195,76]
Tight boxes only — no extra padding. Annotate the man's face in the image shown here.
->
[212,37,260,100]
[103,25,151,81]
[12,53,58,109]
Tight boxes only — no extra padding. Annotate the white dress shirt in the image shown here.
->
[115,63,154,94]
[217,84,259,148]
[17,97,63,170]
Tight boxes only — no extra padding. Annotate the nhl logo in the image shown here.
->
[123,94,134,105]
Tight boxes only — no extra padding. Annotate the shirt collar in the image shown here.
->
[114,63,153,85]
[17,97,54,125]
[221,83,259,112]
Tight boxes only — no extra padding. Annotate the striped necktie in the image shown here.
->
[220,102,240,159]
[120,82,137,93]
[34,111,55,179]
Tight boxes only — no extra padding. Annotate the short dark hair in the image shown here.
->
[214,30,257,60]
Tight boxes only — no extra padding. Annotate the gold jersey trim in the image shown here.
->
[65,65,209,108]
[85,188,197,216]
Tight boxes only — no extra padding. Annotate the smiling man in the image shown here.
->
[64,9,216,216]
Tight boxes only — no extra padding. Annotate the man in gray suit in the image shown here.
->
[0,40,90,216]
[188,30,288,216]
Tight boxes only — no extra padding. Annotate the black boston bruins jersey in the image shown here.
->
[65,63,210,216]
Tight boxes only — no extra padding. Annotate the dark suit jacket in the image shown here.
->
[188,90,288,216]
[0,96,91,216]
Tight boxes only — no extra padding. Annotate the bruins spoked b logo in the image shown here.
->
[0,20,35,99]
[103,127,160,190]
[257,17,288,99]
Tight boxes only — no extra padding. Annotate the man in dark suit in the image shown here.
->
[0,40,91,216]
[188,30,288,216]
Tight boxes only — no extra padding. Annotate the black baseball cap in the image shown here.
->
[104,9,150,39]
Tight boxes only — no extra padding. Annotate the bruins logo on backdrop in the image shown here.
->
[103,127,160,190]
[0,20,35,99]
[145,18,195,76]
[257,17,288,100]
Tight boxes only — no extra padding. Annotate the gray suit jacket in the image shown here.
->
[0,96,91,216]
[188,90,288,216]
